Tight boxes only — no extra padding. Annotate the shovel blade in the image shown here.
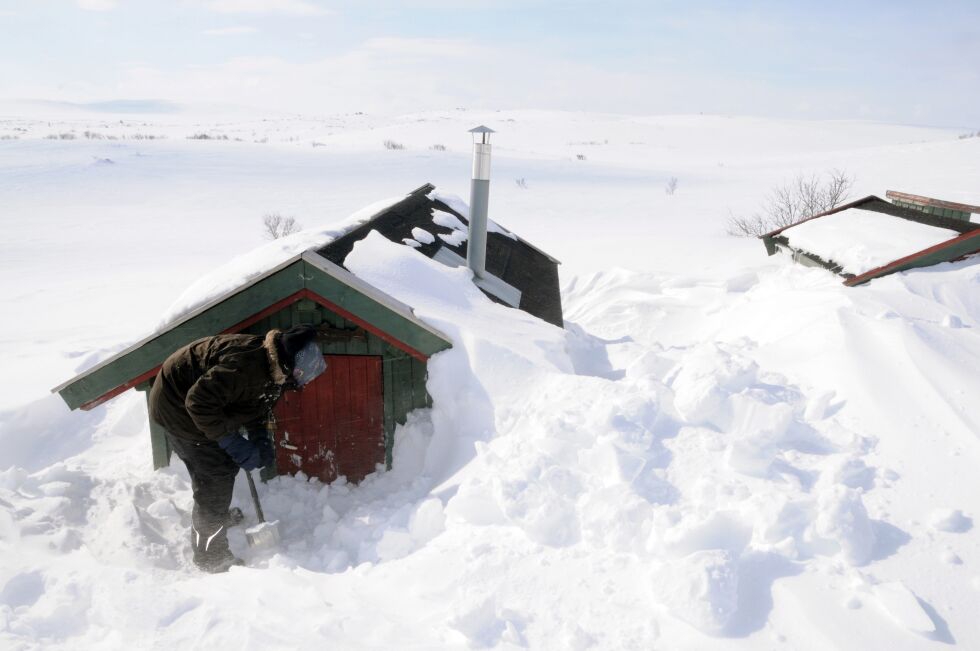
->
[245,519,281,549]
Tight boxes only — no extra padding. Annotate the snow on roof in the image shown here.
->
[781,208,962,275]
[155,185,554,333]
[156,194,404,329]
[428,189,517,240]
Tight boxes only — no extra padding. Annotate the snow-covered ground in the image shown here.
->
[1,108,978,649]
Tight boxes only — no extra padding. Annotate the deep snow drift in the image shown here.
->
[1,109,979,650]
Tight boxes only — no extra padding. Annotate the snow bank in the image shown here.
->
[782,208,960,275]
[4,235,979,649]
[6,232,978,649]
[0,396,104,473]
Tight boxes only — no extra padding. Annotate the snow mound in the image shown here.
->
[812,485,876,566]
[929,508,972,533]
[653,549,739,633]
[871,581,936,636]
[4,216,980,648]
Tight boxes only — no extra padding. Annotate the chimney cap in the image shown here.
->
[468,125,496,134]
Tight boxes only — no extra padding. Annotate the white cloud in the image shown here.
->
[204,0,330,15]
[202,25,259,36]
[76,0,117,10]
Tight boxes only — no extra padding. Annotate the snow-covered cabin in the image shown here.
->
[760,193,980,285]
[52,184,563,482]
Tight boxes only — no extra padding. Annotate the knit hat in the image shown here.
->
[291,341,327,387]
[279,325,317,367]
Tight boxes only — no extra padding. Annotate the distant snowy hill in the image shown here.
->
[0,109,978,650]
[10,99,182,114]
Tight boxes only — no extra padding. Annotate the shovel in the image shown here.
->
[244,469,281,550]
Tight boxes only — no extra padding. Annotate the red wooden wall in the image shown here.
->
[273,354,385,484]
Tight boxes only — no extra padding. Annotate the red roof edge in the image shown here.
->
[79,366,160,411]
[298,288,430,362]
[843,230,980,287]
[758,195,883,239]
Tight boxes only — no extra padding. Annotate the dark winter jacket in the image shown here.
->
[148,330,288,443]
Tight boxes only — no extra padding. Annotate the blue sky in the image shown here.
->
[1,0,978,126]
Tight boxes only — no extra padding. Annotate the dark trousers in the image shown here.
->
[166,432,239,564]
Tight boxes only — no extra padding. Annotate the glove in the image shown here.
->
[245,428,276,469]
[217,433,262,470]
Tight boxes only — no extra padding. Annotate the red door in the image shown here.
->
[272,355,384,484]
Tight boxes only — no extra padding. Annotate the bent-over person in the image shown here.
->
[148,325,325,572]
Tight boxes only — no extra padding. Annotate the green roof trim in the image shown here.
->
[300,253,451,358]
[844,230,980,286]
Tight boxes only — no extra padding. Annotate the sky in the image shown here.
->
[0,0,978,126]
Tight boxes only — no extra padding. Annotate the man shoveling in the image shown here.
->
[148,325,326,573]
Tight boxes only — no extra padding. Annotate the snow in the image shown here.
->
[871,582,936,636]
[653,549,739,633]
[430,190,517,240]
[1,108,979,650]
[781,208,962,276]
[929,509,973,533]
[157,194,404,329]
[433,207,468,232]
[411,226,435,244]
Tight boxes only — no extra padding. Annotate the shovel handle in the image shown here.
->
[245,470,266,523]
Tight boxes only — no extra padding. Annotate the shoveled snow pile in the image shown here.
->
[2,223,978,649]
[781,208,962,275]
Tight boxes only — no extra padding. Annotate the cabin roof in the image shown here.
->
[53,250,452,411]
[760,195,980,285]
[53,183,565,411]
